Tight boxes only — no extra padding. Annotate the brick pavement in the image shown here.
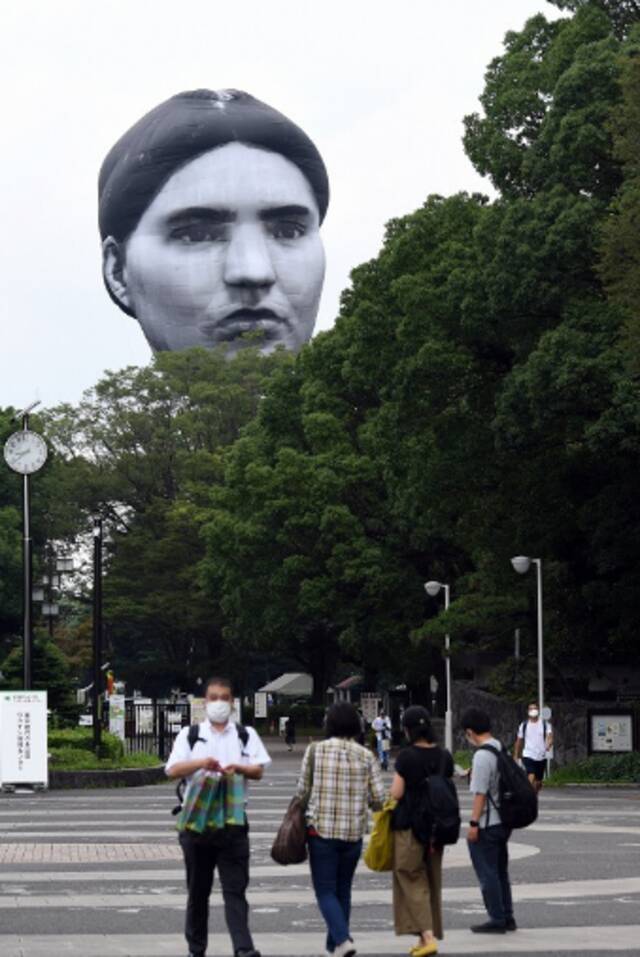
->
[0,842,182,863]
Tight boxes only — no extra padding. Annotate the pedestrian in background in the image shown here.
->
[513,701,553,794]
[284,716,296,752]
[297,702,386,957]
[461,707,516,935]
[390,706,454,956]
[372,709,392,770]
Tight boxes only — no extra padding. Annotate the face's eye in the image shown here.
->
[267,220,306,241]
[170,222,229,244]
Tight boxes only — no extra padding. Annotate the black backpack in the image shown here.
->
[407,750,461,847]
[480,742,538,830]
[171,722,250,816]
[520,719,548,748]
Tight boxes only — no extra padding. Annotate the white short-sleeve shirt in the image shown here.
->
[165,720,271,794]
[518,719,552,762]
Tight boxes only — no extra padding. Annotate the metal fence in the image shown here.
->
[123,699,191,761]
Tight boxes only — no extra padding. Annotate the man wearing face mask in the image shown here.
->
[513,702,553,794]
[461,708,516,935]
[166,676,271,957]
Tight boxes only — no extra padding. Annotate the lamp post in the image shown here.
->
[511,556,545,721]
[424,580,452,753]
[92,517,103,753]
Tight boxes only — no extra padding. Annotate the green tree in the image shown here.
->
[201,2,640,703]
[598,26,640,367]
[44,347,292,695]
[0,638,78,721]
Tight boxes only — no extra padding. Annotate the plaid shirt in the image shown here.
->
[296,737,385,841]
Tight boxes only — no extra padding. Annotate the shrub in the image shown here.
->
[48,728,124,761]
[548,752,640,785]
[48,746,159,771]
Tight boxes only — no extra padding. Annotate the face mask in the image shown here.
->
[528,709,539,719]
[206,700,232,724]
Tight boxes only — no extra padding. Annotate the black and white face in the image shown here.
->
[103,142,326,355]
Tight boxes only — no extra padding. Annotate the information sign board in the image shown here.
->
[108,694,125,740]
[360,693,380,724]
[589,712,634,753]
[0,691,48,788]
[254,692,268,719]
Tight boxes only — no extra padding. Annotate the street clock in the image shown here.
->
[3,430,48,475]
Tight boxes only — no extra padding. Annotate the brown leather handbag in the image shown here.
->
[271,743,316,865]
[270,795,308,865]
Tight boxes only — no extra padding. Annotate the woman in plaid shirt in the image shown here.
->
[297,702,386,957]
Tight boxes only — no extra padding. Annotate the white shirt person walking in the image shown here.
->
[513,702,553,793]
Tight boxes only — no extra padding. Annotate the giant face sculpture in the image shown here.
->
[99,90,329,356]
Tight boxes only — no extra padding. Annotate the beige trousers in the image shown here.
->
[392,829,443,939]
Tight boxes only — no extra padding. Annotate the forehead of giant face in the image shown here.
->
[129,141,321,233]
[206,683,233,701]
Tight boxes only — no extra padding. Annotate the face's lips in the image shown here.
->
[219,307,285,325]
[199,308,289,342]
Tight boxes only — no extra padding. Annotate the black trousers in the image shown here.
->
[179,825,253,956]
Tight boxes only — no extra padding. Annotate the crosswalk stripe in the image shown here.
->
[1,926,639,955]
[1,874,639,908]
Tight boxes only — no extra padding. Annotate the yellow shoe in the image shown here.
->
[411,942,438,957]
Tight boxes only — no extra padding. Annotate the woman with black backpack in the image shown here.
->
[389,706,456,957]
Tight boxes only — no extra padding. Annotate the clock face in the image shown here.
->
[3,430,48,475]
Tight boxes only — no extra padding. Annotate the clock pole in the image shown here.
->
[21,405,37,690]
[3,402,48,692]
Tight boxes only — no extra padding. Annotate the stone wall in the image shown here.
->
[450,681,611,766]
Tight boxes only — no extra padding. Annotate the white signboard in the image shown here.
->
[360,693,380,724]
[0,691,48,788]
[108,694,125,741]
[591,714,633,753]
[254,692,268,719]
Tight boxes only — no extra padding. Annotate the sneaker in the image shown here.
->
[506,917,517,931]
[334,941,356,957]
[470,921,506,934]
[235,951,261,957]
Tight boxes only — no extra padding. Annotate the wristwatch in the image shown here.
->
[469,820,479,827]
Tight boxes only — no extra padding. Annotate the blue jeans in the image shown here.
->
[376,737,388,769]
[308,834,362,952]
[467,824,513,925]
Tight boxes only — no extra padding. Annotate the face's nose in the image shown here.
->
[223,224,276,290]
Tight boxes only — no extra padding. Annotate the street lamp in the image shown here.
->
[511,555,545,722]
[424,580,452,753]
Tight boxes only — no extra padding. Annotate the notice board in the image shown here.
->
[0,691,48,787]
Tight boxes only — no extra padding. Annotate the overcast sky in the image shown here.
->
[0,0,563,411]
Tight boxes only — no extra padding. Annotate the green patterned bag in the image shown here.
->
[176,771,246,834]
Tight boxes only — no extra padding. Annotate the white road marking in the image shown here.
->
[1,926,640,955]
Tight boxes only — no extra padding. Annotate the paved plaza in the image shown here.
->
[0,743,639,956]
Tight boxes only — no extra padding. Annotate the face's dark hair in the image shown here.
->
[205,676,234,696]
[528,702,539,709]
[460,707,492,735]
[402,705,435,744]
[324,702,362,740]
